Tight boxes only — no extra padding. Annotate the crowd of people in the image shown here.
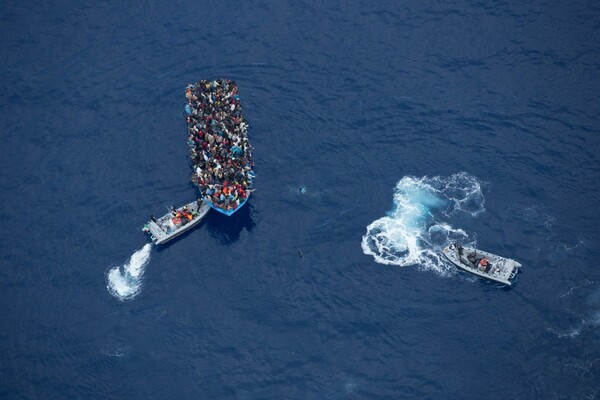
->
[185,79,255,213]
[170,205,195,226]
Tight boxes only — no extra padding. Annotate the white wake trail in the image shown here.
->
[106,243,152,300]
[361,173,483,276]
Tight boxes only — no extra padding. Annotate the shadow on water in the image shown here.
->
[205,202,256,245]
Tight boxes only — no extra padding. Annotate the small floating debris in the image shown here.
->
[185,79,255,216]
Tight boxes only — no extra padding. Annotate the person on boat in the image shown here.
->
[185,79,254,212]
[478,258,490,272]
[467,252,477,265]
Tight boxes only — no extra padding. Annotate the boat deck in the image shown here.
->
[146,201,211,245]
[443,245,521,285]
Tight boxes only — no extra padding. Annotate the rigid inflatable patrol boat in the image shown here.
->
[143,200,211,245]
[442,243,521,285]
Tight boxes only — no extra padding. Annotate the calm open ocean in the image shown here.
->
[1,1,599,399]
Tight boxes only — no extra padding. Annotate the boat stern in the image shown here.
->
[146,221,166,244]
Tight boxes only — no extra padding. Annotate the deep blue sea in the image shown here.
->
[1,1,599,399]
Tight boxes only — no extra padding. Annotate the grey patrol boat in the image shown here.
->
[442,243,521,285]
[143,200,211,245]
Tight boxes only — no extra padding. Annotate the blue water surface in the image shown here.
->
[1,1,599,399]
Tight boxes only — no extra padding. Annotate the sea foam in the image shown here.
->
[106,243,152,300]
[361,173,484,276]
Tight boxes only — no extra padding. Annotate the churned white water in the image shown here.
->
[361,173,484,276]
[106,243,152,300]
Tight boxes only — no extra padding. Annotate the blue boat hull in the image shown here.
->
[201,175,253,216]
[203,194,249,216]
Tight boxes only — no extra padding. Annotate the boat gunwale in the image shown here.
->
[147,201,211,245]
[442,245,520,285]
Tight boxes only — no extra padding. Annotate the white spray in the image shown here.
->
[106,243,152,300]
[361,173,484,276]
